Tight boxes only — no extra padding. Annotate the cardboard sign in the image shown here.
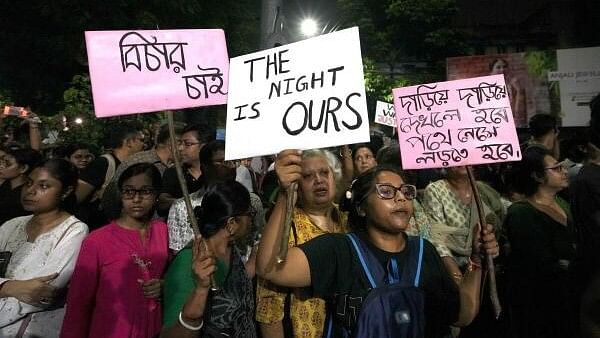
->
[374,101,396,127]
[224,27,369,160]
[392,74,521,169]
[85,29,229,117]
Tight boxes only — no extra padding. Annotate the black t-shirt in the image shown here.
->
[0,181,29,225]
[77,154,120,230]
[300,232,459,338]
[79,154,121,189]
[571,163,600,270]
[161,166,204,198]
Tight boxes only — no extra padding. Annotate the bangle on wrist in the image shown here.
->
[178,311,203,331]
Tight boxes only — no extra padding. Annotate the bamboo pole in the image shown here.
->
[276,182,298,264]
[166,111,218,290]
[466,166,502,318]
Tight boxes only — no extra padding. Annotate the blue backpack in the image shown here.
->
[326,233,425,338]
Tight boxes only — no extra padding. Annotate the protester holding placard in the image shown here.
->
[257,152,500,338]
[161,181,257,338]
[503,146,577,338]
[256,149,348,338]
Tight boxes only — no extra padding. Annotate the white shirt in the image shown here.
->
[0,215,88,338]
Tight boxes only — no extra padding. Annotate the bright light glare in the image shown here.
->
[74,117,83,124]
[300,18,318,37]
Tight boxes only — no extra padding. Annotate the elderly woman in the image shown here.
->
[504,147,577,338]
[256,149,348,338]
[257,153,499,338]
[0,159,88,337]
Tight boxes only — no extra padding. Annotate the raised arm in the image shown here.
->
[256,149,311,288]
[161,237,212,338]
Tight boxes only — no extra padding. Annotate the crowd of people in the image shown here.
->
[0,93,599,338]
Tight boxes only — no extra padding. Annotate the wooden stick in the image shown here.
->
[466,166,502,319]
[276,182,298,264]
[166,112,218,291]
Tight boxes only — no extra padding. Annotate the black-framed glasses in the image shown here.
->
[373,183,417,201]
[121,188,156,199]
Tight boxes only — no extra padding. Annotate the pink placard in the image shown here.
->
[85,29,229,118]
[392,74,522,169]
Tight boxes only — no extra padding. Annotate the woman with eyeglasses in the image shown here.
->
[62,163,168,338]
[256,151,499,338]
[161,180,257,337]
[503,147,577,338]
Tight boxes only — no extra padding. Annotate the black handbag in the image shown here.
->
[0,251,12,278]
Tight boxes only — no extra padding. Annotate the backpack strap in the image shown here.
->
[92,154,116,202]
[398,236,424,288]
[346,233,386,288]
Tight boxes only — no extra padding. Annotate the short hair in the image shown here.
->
[193,181,251,238]
[34,159,79,213]
[156,124,173,145]
[104,121,143,149]
[345,166,411,232]
[182,123,214,145]
[5,147,43,175]
[302,149,342,184]
[198,140,235,184]
[508,146,551,196]
[529,114,558,138]
[118,162,162,192]
[199,140,225,167]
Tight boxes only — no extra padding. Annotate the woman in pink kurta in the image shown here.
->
[61,163,169,338]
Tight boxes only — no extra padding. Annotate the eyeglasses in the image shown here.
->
[373,183,417,201]
[544,161,569,172]
[121,188,156,199]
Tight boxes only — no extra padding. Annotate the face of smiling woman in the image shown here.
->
[362,170,414,234]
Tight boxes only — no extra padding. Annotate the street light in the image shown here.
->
[300,18,318,37]
[74,117,83,125]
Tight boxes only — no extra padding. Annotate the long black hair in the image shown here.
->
[193,181,250,238]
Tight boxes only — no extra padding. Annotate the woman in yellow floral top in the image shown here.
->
[256,149,348,338]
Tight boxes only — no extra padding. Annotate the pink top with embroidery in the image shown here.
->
[61,220,168,338]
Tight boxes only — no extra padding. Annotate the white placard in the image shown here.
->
[555,47,600,126]
[374,101,396,127]
[225,27,369,160]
